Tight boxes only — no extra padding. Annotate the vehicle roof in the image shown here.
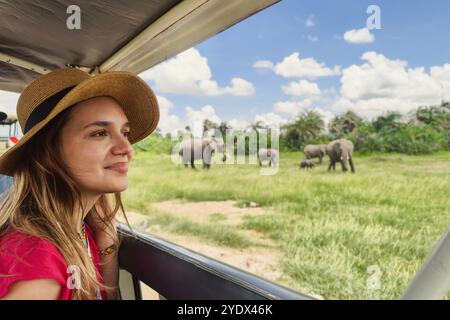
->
[0,0,279,93]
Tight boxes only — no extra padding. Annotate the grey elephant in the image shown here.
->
[303,144,327,164]
[258,148,279,167]
[179,137,226,170]
[299,159,315,170]
[326,139,355,173]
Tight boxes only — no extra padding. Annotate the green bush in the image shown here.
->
[134,135,178,154]
[381,124,446,154]
[136,107,450,156]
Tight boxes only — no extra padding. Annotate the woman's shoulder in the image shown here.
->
[1,228,60,254]
[0,229,70,300]
[0,228,67,272]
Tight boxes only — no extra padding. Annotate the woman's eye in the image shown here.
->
[90,130,129,138]
[92,130,107,137]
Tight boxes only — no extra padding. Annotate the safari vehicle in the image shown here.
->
[0,114,19,148]
[0,0,449,300]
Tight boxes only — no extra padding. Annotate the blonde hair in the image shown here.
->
[0,106,132,299]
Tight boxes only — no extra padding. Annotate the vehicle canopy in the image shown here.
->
[0,0,279,92]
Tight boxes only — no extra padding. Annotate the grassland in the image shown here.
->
[122,150,450,299]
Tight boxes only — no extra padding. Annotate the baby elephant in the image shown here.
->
[299,159,315,170]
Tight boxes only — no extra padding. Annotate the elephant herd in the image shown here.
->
[303,139,355,173]
[178,137,226,169]
[177,137,355,173]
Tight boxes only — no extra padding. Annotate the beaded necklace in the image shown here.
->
[79,221,102,300]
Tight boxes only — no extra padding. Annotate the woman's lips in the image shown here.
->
[105,162,128,174]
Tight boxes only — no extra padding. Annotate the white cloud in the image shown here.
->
[254,112,287,130]
[155,95,182,135]
[225,78,255,96]
[341,52,441,103]
[282,80,321,97]
[430,64,450,82]
[309,107,335,129]
[227,118,250,131]
[305,14,316,28]
[274,100,313,117]
[185,105,222,137]
[153,100,253,137]
[430,64,450,100]
[254,53,340,79]
[139,48,254,96]
[273,53,341,78]
[330,51,450,119]
[253,60,274,69]
[343,28,375,44]
[307,35,319,42]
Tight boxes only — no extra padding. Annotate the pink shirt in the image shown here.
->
[0,223,107,300]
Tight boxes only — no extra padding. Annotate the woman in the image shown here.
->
[0,68,159,299]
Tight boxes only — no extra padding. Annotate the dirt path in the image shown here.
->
[119,204,282,281]
[117,201,283,299]
[149,200,273,246]
[150,200,266,225]
[118,201,322,300]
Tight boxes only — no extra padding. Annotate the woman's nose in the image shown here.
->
[111,134,133,156]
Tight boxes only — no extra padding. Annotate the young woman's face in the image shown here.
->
[59,96,133,195]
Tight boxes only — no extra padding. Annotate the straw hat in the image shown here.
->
[0,68,159,176]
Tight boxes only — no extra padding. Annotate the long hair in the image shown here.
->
[0,106,133,299]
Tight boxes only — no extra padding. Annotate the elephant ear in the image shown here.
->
[333,142,341,150]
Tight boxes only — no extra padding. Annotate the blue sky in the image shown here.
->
[136,0,450,136]
[2,0,450,137]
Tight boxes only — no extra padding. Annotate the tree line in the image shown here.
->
[280,101,450,154]
[144,101,450,155]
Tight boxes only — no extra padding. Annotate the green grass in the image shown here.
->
[208,212,228,223]
[122,151,450,299]
[143,209,254,249]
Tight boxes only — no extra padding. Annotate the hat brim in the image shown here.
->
[0,71,159,176]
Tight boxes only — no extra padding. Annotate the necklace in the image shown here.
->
[79,221,103,300]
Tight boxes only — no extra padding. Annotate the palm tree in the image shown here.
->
[248,121,265,132]
[282,110,324,148]
[218,121,231,143]
[292,110,324,138]
[202,119,218,137]
[414,101,450,130]
[373,111,402,132]
[329,111,363,137]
